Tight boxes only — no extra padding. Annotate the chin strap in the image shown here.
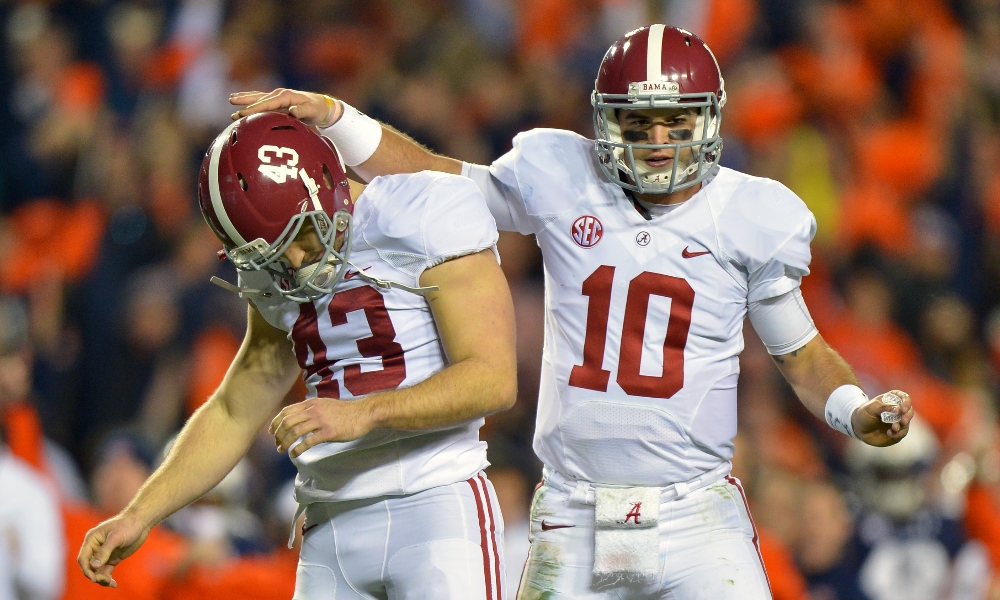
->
[209,262,438,301]
[344,260,439,296]
[209,276,273,298]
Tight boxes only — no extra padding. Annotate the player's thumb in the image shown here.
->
[289,101,327,127]
[860,397,884,418]
[90,529,123,568]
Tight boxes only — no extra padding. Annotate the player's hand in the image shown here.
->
[78,512,150,588]
[229,89,342,127]
[851,389,914,447]
[269,397,375,458]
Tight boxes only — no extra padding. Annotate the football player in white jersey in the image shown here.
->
[78,112,517,600]
[231,25,916,600]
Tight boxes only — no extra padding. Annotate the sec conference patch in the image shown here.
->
[572,215,603,248]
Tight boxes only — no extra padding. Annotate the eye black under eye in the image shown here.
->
[668,129,693,141]
[623,130,648,142]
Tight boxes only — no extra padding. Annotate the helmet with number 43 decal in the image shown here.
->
[592,25,726,194]
[198,111,354,302]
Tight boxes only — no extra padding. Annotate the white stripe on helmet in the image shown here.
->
[208,119,248,247]
[647,24,665,82]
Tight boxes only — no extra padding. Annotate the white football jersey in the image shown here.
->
[480,129,816,486]
[241,171,499,503]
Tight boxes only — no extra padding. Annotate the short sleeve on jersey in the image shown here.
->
[719,178,817,303]
[488,128,598,236]
[747,213,815,302]
[361,172,500,281]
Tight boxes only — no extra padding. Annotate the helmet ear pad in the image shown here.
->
[198,112,356,302]
[592,25,726,195]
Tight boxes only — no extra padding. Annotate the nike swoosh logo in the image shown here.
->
[681,246,711,259]
[344,266,371,280]
[540,520,575,531]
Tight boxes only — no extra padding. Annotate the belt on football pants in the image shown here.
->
[542,462,733,506]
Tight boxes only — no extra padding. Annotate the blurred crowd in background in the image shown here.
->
[2,0,1000,598]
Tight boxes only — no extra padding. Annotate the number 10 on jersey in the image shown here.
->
[568,266,695,399]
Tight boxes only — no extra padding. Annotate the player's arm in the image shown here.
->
[749,290,913,447]
[230,89,529,233]
[269,248,518,458]
[78,304,300,587]
[229,89,462,181]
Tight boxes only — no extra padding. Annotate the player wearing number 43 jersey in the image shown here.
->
[232,24,916,600]
[78,112,517,600]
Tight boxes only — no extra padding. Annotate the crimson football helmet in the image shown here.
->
[198,112,353,302]
[592,25,726,194]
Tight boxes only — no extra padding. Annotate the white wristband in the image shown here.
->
[321,100,383,167]
[825,384,870,439]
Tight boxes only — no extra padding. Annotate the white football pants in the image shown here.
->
[294,472,506,599]
[515,474,772,600]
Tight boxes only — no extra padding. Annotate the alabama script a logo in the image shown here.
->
[572,215,603,248]
[624,503,642,524]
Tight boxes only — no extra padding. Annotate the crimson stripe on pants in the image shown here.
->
[467,477,496,599]
[478,474,503,600]
[726,475,773,597]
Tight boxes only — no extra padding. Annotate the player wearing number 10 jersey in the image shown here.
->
[230,23,916,600]
[77,112,516,600]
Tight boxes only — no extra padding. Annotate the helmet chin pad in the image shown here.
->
[293,257,340,290]
[633,159,699,190]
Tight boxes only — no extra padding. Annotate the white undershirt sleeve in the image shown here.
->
[747,287,819,355]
